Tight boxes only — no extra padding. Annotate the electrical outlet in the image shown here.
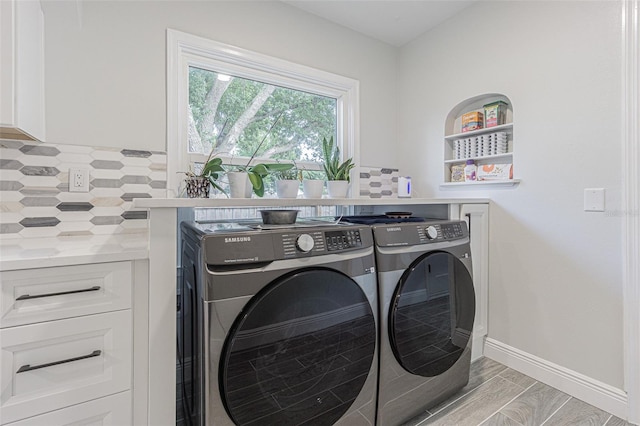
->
[69,168,90,192]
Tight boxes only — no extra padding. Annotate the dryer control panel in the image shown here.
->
[373,220,468,247]
[440,222,466,239]
[418,222,466,242]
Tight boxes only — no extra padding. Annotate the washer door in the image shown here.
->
[389,250,475,377]
[219,268,376,426]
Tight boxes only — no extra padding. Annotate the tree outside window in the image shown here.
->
[189,67,336,168]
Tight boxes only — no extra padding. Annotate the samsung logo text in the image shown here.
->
[387,227,402,232]
[224,236,252,243]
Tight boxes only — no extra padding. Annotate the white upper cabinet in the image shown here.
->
[0,0,45,141]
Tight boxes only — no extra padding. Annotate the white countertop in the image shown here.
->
[0,198,490,271]
[0,232,149,271]
[132,197,490,209]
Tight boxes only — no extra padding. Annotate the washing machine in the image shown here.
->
[179,219,379,426]
[372,220,475,425]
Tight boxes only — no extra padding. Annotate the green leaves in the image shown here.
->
[201,157,224,178]
[247,171,263,197]
[322,136,354,181]
[243,162,294,197]
[200,157,227,196]
[263,163,295,173]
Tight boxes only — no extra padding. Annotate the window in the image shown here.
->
[167,29,360,197]
[188,68,337,163]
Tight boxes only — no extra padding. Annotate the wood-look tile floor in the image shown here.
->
[403,357,633,426]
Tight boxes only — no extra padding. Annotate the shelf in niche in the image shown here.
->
[445,153,512,164]
[440,179,521,188]
[445,123,513,140]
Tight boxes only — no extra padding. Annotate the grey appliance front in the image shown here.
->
[182,222,379,426]
[373,221,475,426]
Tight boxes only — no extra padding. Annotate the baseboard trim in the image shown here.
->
[484,338,627,419]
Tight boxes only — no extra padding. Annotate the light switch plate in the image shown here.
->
[584,188,605,212]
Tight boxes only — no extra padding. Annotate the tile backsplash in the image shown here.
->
[359,166,398,198]
[0,141,404,239]
[0,139,166,238]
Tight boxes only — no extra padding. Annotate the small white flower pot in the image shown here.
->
[276,180,300,198]
[327,180,349,198]
[228,172,252,198]
[302,179,324,199]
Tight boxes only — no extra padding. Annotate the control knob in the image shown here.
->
[296,234,315,252]
[425,225,438,240]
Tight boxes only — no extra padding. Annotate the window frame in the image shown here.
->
[167,29,360,197]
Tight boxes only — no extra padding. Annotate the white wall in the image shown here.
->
[40,0,626,397]
[41,0,399,169]
[398,1,624,389]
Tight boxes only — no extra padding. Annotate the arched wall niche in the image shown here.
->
[445,93,513,136]
[442,93,518,186]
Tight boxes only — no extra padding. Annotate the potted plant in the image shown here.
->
[229,162,294,198]
[273,166,300,199]
[184,154,226,198]
[322,136,355,198]
[226,169,253,198]
[227,113,293,198]
[298,168,325,199]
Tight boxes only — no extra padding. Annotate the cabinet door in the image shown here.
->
[0,0,45,141]
[0,311,132,424]
[1,262,132,328]
[3,391,131,426]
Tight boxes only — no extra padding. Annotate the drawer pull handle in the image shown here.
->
[16,350,102,374]
[16,286,101,301]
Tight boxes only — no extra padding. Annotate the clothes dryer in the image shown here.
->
[372,220,475,425]
[179,219,379,426]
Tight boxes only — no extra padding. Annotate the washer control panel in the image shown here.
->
[281,231,326,258]
[325,229,363,251]
[279,228,367,258]
[198,222,373,265]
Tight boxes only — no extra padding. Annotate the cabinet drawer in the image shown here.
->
[4,391,131,426]
[1,262,132,328]
[0,311,132,424]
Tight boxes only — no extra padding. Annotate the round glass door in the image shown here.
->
[219,268,376,426]
[389,251,475,377]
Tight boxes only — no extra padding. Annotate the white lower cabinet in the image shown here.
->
[1,262,132,328]
[4,391,131,426]
[0,261,143,426]
[0,310,132,424]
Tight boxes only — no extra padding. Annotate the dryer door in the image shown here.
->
[219,268,376,426]
[389,250,475,377]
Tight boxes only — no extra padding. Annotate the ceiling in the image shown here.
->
[283,0,477,47]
